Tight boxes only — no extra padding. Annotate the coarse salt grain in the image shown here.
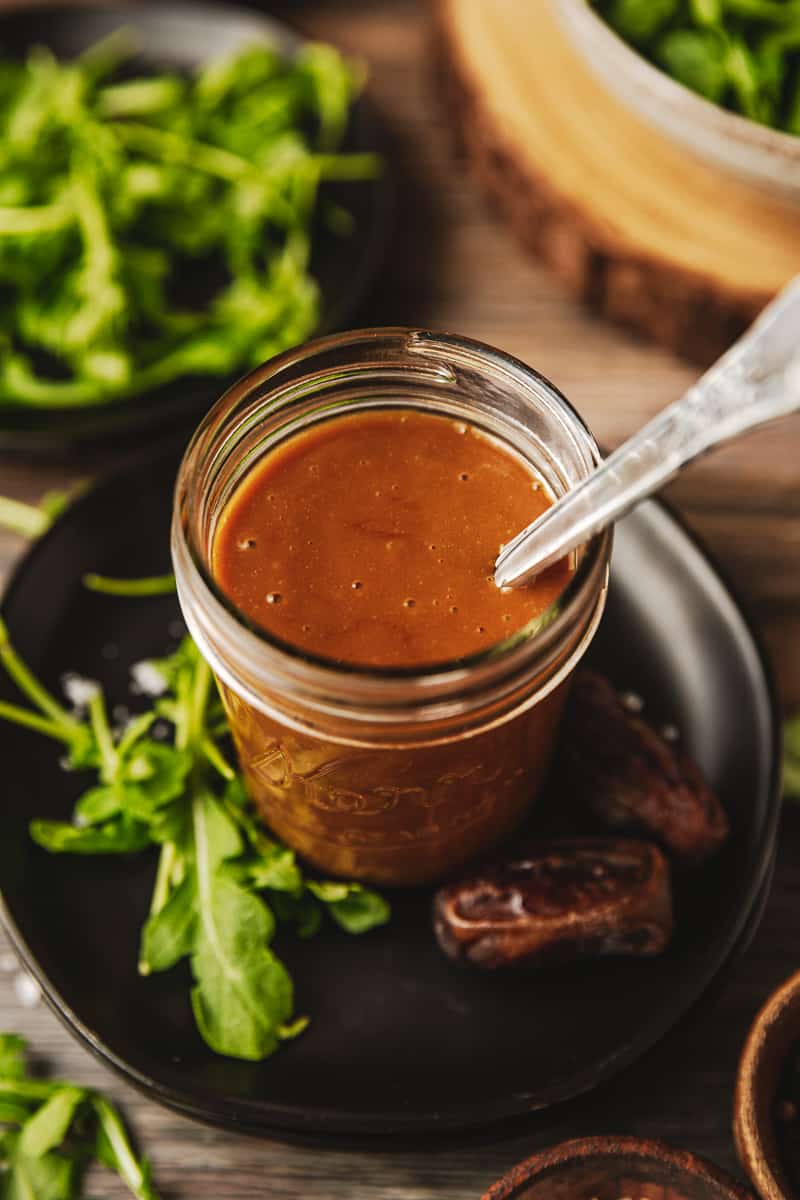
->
[14,972,40,1009]
[130,661,168,697]
[61,672,100,710]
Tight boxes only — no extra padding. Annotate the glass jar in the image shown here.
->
[171,329,611,886]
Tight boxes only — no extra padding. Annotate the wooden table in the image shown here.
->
[0,1,799,1196]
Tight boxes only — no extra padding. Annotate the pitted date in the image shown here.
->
[564,672,729,864]
[433,838,673,969]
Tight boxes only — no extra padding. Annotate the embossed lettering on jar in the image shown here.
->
[172,330,612,885]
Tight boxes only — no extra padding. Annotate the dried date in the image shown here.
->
[433,838,673,969]
[564,672,728,864]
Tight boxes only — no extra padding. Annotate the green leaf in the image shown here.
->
[690,0,722,24]
[608,0,679,43]
[0,1101,33,1125]
[122,744,191,809]
[0,1034,27,1079]
[82,573,176,597]
[92,1095,158,1200]
[30,817,151,855]
[139,875,196,974]
[18,1087,85,1158]
[657,28,729,101]
[322,885,391,935]
[74,785,121,826]
[190,792,292,1059]
[783,713,800,801]
[4,1149,79,1200]
[270,891,322,940]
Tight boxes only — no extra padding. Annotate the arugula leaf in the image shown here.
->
[4,1146,79,1200]
[30,817,151,855]
[0,1037,26,1081]
[139,875,196,974]
[784,713,800,801]
[18,1088,84,1159]
[594,0,800,131]
[0,1033,158,1199]
[92,1096,158,1200]
[189,792,292,1059]
[0,38,378,410]
[307,881,391,934]
[657,29,728,101]
[0,624,390,1063]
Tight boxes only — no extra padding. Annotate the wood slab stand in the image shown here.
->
[436,0,800,363]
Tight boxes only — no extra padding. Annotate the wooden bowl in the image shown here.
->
[555,0,800,203]
[735,969,800,1200]
[483,1136,756,1200]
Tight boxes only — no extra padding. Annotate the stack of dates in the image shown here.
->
[434,671,729,969]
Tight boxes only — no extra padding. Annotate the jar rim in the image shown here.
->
[172,327,612,723]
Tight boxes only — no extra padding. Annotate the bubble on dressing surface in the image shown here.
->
[238,537,256,550]
[351,581,363,590]
[266,592,282,605]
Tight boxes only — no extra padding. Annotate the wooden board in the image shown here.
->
[437,0,800,363]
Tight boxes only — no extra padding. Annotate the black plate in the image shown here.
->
[0,3,389,449]
[0,446,781,1138]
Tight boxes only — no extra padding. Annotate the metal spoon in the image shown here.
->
[494,276,800,589]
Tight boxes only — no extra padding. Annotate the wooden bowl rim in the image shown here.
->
[482,1135,756,1200]
[734,968,800,1200]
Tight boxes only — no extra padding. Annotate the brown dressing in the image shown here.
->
[213,409,570,668]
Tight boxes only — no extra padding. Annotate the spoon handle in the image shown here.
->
[495,275,800,589]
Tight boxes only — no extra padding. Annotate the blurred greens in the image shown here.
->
[785,712,800,801]
[0,32,379,409]
[591,0,800,132]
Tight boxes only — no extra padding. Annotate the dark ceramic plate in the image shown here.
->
[0,3,389,449]
[0,446,781,1139]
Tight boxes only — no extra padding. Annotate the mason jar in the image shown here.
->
[171,329,612,886]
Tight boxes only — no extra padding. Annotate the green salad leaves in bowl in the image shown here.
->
[0,3,386,447]
[555,0,800,201]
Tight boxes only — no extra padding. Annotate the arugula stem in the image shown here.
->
[110,121,250,182]
[0,202,74,237]
[0,496,51,539]
[0,1078,58,1102]
[187,657,212,751]
[313,151,382,180]
[201,736,235,781]
[83,572,176,596]
[88,690,118,781]
[92,1095,156,1200]
[0,700,78,743]
[139,842,178,976]
[0,618,83,735]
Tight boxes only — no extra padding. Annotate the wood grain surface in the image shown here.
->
[436,0,800,363]
[0,2,799,1197]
